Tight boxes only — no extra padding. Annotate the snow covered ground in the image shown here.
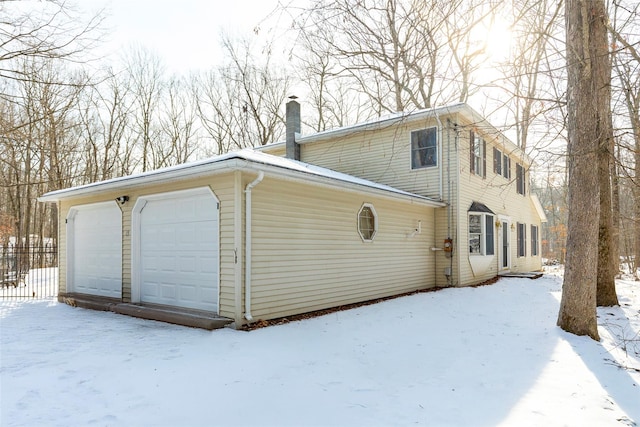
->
[1,272,639,427]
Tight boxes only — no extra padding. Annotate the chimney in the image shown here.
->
[286,96,301,161]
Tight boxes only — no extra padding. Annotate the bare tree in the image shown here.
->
[0,1,103,91]
[125,46,165,172]
[294,0,452,113]
[294,28,371,131]
[194,36,289,154]
[155,76,199,167]
[558,0,614,340]
[609,0,640,280]
[77,66,134,181]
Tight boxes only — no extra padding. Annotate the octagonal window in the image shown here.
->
[358,204,377,242]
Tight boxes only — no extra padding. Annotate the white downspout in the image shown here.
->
[244,171,264,323]
[435,113,443,200]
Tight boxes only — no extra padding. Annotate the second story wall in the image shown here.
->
[296,116,448,201]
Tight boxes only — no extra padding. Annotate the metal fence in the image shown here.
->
[1,244,58,299]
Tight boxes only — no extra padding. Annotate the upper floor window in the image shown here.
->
[516,163,526,195]
[358,204,377,242]
[503,154,511,179]
[493,147,502,175]
[470,131,486,178]
[494,148,511,179]
[411,127,438,169]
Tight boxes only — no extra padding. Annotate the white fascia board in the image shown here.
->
[38,158,244,202]
[531,194,548,223]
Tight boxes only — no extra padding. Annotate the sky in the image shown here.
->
[79,0,292,75]
[1,269,640,426]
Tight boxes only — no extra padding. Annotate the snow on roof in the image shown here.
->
[39,149,444,207]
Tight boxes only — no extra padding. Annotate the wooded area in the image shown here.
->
[0,0,639,293]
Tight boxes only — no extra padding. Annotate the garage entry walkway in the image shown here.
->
[58,293,232,330]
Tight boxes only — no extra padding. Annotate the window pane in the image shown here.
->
[469,234,481,254]
[493,148,502,175]
[503,156,510,179]
[358,206,376,241]
[469,215,481,233]
[411,128,437,169]
[485,215,494,255]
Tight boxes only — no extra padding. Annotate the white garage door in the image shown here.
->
[69,202,122,298]
[138,189,219,312]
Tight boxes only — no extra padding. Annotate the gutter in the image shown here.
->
[243,171,264,323]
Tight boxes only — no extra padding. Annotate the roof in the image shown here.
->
[468,201,495,214]
[39,150,445,208]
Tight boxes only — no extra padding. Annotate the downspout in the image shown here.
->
[447,119,453,236]
[244,171,264,323]
[447,119,454,287]
[435,113,443,201]
[454,121,461,286]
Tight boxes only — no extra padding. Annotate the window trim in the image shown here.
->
[503,154,511,180]
[493,147,502,176]
[357,203,378,242]
[410,127,438,170]
[469,212,495,256]
[470,131,486,178]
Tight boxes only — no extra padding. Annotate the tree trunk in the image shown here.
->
[596,1,619,306]
[557,0,610,340]
[597,138,619,306]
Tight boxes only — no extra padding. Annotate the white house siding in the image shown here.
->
[262,111,542,288]
[299,120,444,200]
[455,115,543,285]
[246,176,437,321]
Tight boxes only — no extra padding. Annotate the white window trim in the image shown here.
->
[469,212,495,256]
[410,126,439,170]
[357,203,378,242]
[473,135,485,177]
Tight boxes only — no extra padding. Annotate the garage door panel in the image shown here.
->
[138,190,219,312]
[71,202,122,298]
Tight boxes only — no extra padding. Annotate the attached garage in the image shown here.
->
[66,201,122,298]
[41,150,445,329]
[131,188,220,313]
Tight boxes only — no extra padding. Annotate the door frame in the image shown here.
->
[498,215,511,271]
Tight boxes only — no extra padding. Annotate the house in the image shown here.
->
[38,101,546,329]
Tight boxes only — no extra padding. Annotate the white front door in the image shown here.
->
[136,188,219,312]
[68,201,122,298]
